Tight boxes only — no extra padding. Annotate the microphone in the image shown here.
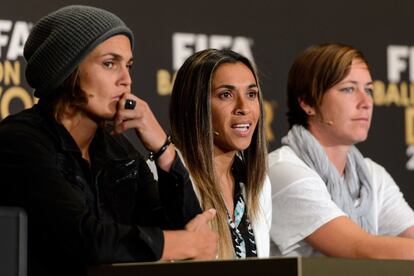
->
[322,119,333,126]
[213,130,220,136]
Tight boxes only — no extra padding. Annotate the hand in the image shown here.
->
[161,209,218,261]
[113,94,176,170]
[184,209,219,260]
[113,94,165,150]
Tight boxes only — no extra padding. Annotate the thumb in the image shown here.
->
[185,209,216,232]
[201,208,216,222]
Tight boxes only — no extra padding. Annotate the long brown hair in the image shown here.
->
[169,49,267,258]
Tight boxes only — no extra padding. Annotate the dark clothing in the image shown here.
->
[228,158,257,258]
[0,103,199,276]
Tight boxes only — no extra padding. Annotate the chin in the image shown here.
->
[234,142,252,152]
[352,135,368,144]
[100,112,116,121]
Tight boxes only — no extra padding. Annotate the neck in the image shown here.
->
[213,149,235,177]
[60,110,98,162]
[308,123,350,175]
[322,145,349,175]
[213,148,237,217]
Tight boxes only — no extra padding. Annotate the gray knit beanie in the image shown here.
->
[24,5,134,98]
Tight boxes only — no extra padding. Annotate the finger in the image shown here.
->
[115,109,142,122]
[185,213,205,231]
[201,208,216,222]
[124,99,136,110]
[186,209,216,231]
[112,122,124,135]
[118,93,142,110]
[113,118,138,134]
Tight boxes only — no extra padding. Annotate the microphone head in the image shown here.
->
[323,120,333,126]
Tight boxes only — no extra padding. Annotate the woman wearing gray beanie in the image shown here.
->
[0,5,217,276]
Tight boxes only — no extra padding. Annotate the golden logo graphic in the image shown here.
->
[377,45,414,169]
[0,20,34,119]
[0,60,35,119]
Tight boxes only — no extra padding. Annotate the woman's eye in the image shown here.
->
[248,91,258,98]
[365,87,374,96]
[103,61,114,69]
[127,62,133,70]
[219,91,232,99]
[340,87,354,93]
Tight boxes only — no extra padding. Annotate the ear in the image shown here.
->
[298,98,315,116]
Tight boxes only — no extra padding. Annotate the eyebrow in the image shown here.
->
[341,80,373,86]
[213,83,258,90]
[101,52,133,62]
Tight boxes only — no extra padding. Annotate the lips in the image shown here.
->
[231,123,253,136]
[232,123,250,130]
[352,117,369,121]
[113,93,125,101]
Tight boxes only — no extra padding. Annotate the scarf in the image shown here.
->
[282,125,376,234]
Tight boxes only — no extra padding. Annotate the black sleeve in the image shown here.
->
[157,155,203,227]
[134,153,202,231]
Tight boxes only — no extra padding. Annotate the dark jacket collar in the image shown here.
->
[36,101,137,163]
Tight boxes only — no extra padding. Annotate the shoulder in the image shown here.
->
[0,107,64,169]
[362,157,397,190]
[269,145,315,173]
[0,106,45,135]
[363,157,388,177]
[269,145,301,166]
[268,146,323,194]
[363,157,402,197]
[0,106,58,150]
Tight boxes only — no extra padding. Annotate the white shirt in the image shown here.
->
[268,145,414,256]
[250,175,272,257]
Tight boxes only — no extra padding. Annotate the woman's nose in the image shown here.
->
[234,96,250,115]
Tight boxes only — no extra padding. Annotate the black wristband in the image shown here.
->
[148,135,172,161]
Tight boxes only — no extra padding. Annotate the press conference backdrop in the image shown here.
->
[0,0,413,204]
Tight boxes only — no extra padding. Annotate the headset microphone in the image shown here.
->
[322,120,333,126]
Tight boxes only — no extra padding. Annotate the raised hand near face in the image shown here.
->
[113,94,176,171]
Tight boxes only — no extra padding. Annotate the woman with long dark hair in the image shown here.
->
[170,49,271,259]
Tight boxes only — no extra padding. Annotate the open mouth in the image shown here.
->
[232,123,251,133]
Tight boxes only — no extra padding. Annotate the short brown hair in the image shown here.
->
[287,43,369,128]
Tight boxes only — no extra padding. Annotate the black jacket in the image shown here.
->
[0,103,200,276]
